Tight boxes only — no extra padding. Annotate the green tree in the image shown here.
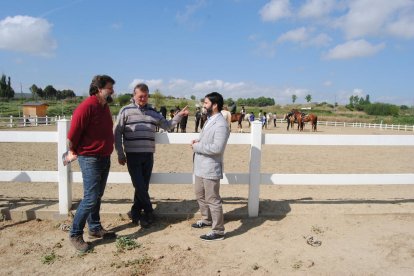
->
[117,94,132,106]
[190,95,196,100]
[292,94,297,103]
[0,74,15,99]
[44,85,57,100]
[305,94,312,103]
[151,89,165,108]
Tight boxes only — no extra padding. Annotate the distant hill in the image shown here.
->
[14,93,32,99]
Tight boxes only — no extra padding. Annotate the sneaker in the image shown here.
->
[200,232,225,241]
[88,228,117,239]
[191,220,211,229]
[70,235,90,253]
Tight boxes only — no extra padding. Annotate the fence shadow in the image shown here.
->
[223,198,291,239]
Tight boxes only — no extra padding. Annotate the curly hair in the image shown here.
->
[89,75,115,96]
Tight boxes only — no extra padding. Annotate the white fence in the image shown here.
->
[1,120,414,218]
[2,115,414,132]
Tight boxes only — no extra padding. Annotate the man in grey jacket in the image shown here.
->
[191,92,230,241]
[114,83,188,227]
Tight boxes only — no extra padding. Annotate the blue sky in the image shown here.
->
[1,0,413,105]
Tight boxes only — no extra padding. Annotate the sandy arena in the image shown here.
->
[1,120,414,275]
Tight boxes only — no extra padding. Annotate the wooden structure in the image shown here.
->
[22,102,49,117]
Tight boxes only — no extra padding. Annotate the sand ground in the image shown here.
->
[1,120,414,275]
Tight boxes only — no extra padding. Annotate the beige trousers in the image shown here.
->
[194,175,224,234]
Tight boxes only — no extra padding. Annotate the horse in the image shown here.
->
[291,110,318,132]
[231,113,245,132]
[301,113,318,132]
[283,112,295,130]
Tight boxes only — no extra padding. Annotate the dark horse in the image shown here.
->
[283,112,295,130]
[292,110,318,132]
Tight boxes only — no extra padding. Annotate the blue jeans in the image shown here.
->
[70,155,110,237]
[126,152,154,221]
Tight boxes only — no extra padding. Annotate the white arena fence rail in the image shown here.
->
[1,120,414,218]
[1,116,414,132]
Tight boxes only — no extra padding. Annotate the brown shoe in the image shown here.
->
[70,235,90,253]
[88,228,117,239]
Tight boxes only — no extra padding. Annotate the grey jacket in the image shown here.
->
[114,103,182,159]
[192,113,230,180]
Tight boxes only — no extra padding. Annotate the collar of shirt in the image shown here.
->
[204,113,220,128]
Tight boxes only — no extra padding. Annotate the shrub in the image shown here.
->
[364,103,399,116]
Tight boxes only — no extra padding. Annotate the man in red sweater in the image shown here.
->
[68,75,116,253]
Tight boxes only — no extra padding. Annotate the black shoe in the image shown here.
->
[191,220,211,229]
[200,232,225,241]
[139,217,150,228]
[127,211,140,225]
[145,212,156,224]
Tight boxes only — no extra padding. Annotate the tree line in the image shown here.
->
[0,74,15,99]
[30,84,76,100]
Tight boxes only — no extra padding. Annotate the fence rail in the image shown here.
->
[1,120,414,217]
[1,116,414,132]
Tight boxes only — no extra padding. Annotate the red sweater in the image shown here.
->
[68,95,114,156]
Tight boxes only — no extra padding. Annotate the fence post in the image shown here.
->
[248,121,262,217]
[9,115,13,127]
[57,119,72,215]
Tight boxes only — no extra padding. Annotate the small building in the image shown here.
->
[22,102,49,117]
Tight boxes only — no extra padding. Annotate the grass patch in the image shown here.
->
[116,236,141,252]
[111,255,156,274]
[41,251,57,265]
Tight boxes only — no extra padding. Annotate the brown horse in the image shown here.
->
[231,113,244,123]
[283,112,295,130]
[231,113,245,132]
[302,113,318,131]
[292,110,318,132]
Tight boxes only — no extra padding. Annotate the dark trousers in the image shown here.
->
[126,152,154,220]
[195,118,201,132]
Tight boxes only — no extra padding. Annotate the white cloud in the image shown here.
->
[324,39,385,59]
[387,13,414,39]
[351,88,365,97]
[254,41,277,58]
[298,0,336,19]
[129,79,164,91]
[260,0,291,22]
[128,77,309,104]
[193,80,246,92]
[337,0,414,39]
[176,0,207,24]
[0,15,57,56]
[306,33,332,47]
[277,27,308,43]
[323,80,332,87]
[277,27,332,47]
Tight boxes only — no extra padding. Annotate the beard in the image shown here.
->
[105,95,113,104]
[206,106,213,116]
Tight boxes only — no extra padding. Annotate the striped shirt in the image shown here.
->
[114,102,182,159]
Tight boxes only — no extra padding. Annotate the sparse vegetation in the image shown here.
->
[41,251,57,265]
[116,237,140,252]
[110,255,156,274]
